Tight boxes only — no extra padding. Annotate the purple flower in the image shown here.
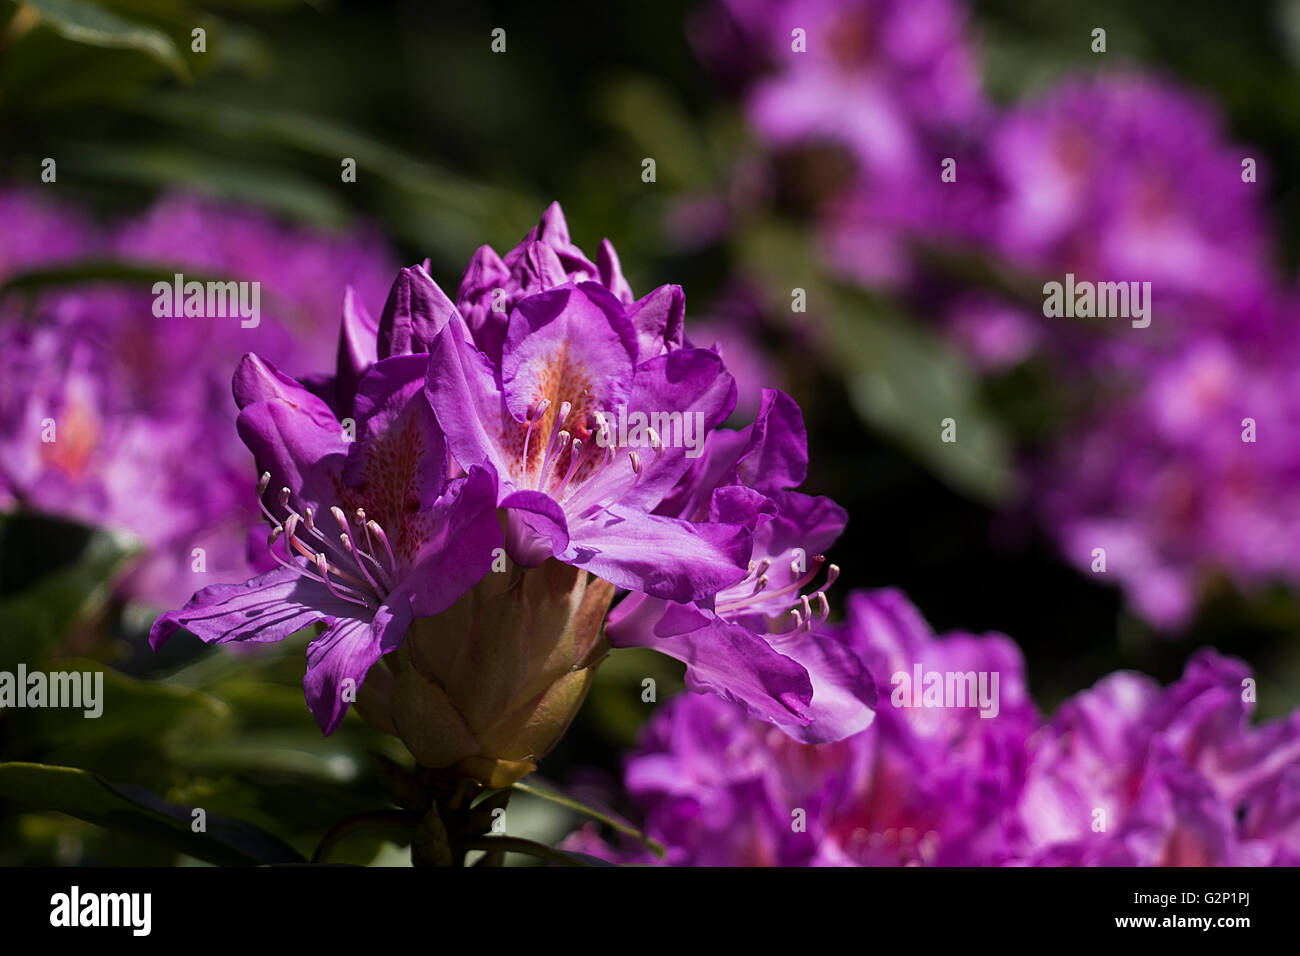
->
[1015,650,1300,865]
[697,0,991,286]
[150,202,865,761]
[574,594,1300,867]
[150,351,502,734]
[706,0,987,158]
[0,189,398,608]
[455,201,635,366]
[424,259,749,604]
[1036,329,1300,630]
[988,75,1269,327]
[576,588,1036,865]
[607,390,874,742]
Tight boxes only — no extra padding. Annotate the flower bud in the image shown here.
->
[389,558,614,788]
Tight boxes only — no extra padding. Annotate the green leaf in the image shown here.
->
[6,659,231,763]
[0,762,304,865]
[0,523,140,672]
[600,76,716,190]
[24,0,190,80]
[0,259,231,298]
[55,143,353,228]
[737,224,1013,503]
[124,93,539,258]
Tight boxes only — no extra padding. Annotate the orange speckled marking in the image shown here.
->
[501,344,602,492]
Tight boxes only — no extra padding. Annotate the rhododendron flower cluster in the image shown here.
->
[151,204,872,783]
[0,190,397,608]
[568,589,1300,866]
[692,0,1300,630]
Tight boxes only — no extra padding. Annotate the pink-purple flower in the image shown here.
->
[150,351,502,734]
[571,590,1300,866]
[151,203,871,746]
[0,189,398,608]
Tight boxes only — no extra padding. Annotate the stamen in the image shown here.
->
[715,552,841,626]
[538,429,570,491]
[315,554,374,609]
[331,507,350,533]
[341,533,385,595]
[553,439,584,498]
[367,520,398,573]
[629,450,642,476]
[521,399,551,485]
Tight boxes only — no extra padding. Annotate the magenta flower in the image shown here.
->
[574,593,1300,867]
[576,588,1036,865]
[0,189,398,609]
[607,389,874,742]
[988,75,1269,327]
[153,202,876,759]
[456,202,636,365]
[425,271,749,604]
[1016,650,1300,865]
[1036,325,1300,630]
[150,351,501,734]
[696,0,991,286]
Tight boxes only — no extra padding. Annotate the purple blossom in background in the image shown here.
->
[1036,327,1300,630]
[690,0,1300,630]
[575,588,1036,865]
[1016,650,1300,865]
[696,0,991,286]
[571,590,1300,866]
[0,189,397,608]
[987,75,1270,329]
[993,77,1292,628]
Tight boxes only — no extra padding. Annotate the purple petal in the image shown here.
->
[737,389,809,492]
[303,600,409,735]
[335,285,379,414]
[597,238,635,303]
[767,628,877,743]
[612,613,814,729]
[500,488,571,566]
[564,505,749,603]
[500,283,638,424]
[344,354,447,512]
[627,283,685,360]
[377,265,459,359]
[149,566,362,650]
[425,312,514,482]
[400,464,504,618]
